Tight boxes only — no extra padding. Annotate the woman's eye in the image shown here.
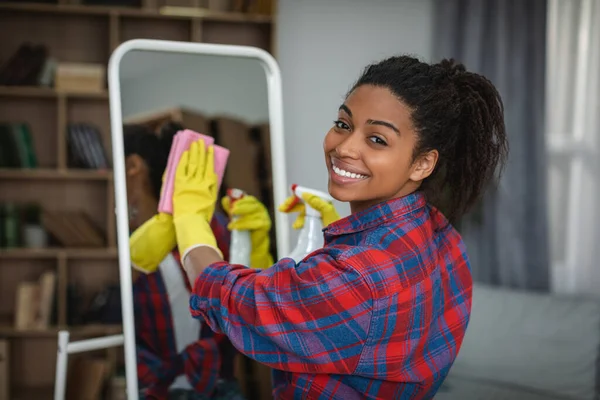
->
[333,120,350,130]
[369,136,387,146]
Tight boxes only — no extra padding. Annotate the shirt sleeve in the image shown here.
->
[189,250,373,375]
[136,340,182,392]
[182,335,223,394]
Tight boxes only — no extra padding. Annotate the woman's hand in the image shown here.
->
[129,169,175,274]
[129,212,176,274]
[278,192,341,229]
[172,140,222,262]
[221,195,273,269]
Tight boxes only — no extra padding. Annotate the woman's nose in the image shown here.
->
[336,132,361,159]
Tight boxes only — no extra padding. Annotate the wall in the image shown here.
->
[119,51,269,124]
[276,0,434,220]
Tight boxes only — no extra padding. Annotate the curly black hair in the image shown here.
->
[350,55,509,222]
[123,121,184,200]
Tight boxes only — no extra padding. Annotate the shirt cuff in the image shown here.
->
[189,261,234,333]
[189,261,258,335]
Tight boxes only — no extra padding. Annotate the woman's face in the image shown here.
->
[125,154,153,231]
[323,84,438,213]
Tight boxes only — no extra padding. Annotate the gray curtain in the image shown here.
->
[433,0,550,291]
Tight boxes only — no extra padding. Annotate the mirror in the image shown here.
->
[108,39,287,399]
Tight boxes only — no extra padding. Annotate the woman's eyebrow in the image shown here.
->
[339,104,400,134]
[339,104,352,116]
[367,119,400,134]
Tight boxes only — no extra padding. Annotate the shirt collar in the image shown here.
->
[325,191,427,236]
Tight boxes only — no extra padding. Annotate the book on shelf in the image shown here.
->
[14,270,56,330]
[0,122,37,169]
[0,203,105,249]
[41,210,106,248]
[67,122,109,170]
[0,43,49,87]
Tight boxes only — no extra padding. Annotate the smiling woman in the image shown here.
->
[325,57,507,219]
[164,54,509,400]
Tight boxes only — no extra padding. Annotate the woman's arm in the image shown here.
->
[186,249,373,375]
[183,246,222,285]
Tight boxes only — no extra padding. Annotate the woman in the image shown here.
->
[124,122,245,400]
[159,56,508,399]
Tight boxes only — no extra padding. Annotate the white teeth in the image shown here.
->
[333,165,366,179]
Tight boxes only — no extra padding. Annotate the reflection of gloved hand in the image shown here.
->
[173,140,222,261]
[129,213,175,274]
[278,192,341,229]
[221,195,273,269]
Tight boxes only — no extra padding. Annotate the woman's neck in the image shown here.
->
[134,196,159,227]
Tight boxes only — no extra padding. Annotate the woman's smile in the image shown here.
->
[329,156,370,184]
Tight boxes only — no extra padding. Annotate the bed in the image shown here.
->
[436,284,600,400]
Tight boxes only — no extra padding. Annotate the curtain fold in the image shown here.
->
[432,0,550,290]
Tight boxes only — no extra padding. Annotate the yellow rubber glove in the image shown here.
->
[129,213,175,274]
[221,195,274,269]
[173,140,222,261]
[278,192,341,229]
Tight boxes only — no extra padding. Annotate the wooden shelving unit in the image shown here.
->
[0,0,276,397]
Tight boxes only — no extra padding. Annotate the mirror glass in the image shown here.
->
[118,49,275,400]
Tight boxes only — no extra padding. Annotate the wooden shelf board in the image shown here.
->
[157,6,272,23]
[0,323,121,338]
[12,385,54,400]
[0,2,273,23]
[0,86,108,99]
[0,247,118,259]
[0,168,112,180]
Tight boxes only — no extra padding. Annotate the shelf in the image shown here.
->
[0,86,108,99]
[0,1,275,395]
[0,2,273,23]
[0,323,121,338]
[0,248,118,259]
[0,168,112,180]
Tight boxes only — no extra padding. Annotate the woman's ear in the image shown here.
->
[409,149,439,182]
[125,154,145,178]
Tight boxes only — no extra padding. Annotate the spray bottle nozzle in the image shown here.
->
[290,184,334,219]
[227,188,246,205]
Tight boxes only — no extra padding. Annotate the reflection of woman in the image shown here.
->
[161,56,509,399]
[124,122,244,400]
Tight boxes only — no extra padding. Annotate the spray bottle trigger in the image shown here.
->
[280,184,302,212]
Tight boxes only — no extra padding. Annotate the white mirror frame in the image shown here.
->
[107,39,289,399]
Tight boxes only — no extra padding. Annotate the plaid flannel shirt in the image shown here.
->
[189,192,473,399]
[134,212,235,399]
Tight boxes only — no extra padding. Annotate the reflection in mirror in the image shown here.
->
[118,49,275,400]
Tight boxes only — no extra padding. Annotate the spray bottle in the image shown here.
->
[227,188,252,266]
[287,184,334,262]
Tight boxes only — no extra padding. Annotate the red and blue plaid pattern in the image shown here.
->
[190,192,473,399]
[134,212,234,398]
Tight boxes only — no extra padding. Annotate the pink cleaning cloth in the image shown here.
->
[158,129,230,215]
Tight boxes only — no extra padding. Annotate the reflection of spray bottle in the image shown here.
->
[227,188,252,266]
[287,184,334,262]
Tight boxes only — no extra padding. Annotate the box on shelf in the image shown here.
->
[54,63,106,94]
